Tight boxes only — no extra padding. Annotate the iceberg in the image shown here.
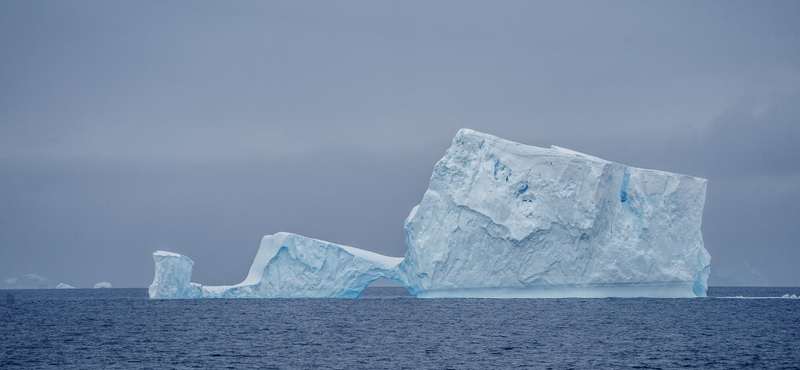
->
[55,283,76,289]
[398,129,710,298]
[1,273,54,289]
[149,129,710,299]
[93,281,112,289]
[150,233,403,299]
[149,251,201,299]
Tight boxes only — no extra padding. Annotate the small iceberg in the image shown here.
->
[1,273,53,289]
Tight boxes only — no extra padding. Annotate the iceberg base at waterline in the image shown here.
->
[411,283,701,299]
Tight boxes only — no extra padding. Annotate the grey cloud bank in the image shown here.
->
[1,1,799,287]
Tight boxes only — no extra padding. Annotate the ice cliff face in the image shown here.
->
[398,129,710,297]
[149,251,201,299]
[149,129,710,299]
[150,233,403,299]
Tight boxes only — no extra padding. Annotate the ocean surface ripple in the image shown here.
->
[1,287,798,369]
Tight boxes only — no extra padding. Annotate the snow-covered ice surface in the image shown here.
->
[149,129,710,299]
[150,233,403,299]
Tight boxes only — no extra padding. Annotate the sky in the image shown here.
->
[1,1,799,288]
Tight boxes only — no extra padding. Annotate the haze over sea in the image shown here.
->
[1,287,797,369]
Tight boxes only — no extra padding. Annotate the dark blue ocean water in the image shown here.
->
[1,287,798,369]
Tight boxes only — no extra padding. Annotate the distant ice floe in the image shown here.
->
[721,294,798,299]
[1,273,54,289]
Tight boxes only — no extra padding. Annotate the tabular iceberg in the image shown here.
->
[150,232,403,299]
[397,129,710,298]
[149,129,710,299]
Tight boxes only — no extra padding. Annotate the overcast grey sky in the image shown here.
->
[1,1,798,288]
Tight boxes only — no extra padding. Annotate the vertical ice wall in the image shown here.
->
[149,251,201,299]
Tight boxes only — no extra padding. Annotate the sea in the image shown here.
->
[1,287,798,369]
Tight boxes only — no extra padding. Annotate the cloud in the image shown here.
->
[694,92,800,177]
[1,1,799,286]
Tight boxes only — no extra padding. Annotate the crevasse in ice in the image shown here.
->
[149,129,710,299]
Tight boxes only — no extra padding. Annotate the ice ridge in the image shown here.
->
[151,233,403,299]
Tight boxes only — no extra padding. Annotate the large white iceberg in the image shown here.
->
[397,129,710,298]
[150,233,403,299]
[149,129,710,299]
